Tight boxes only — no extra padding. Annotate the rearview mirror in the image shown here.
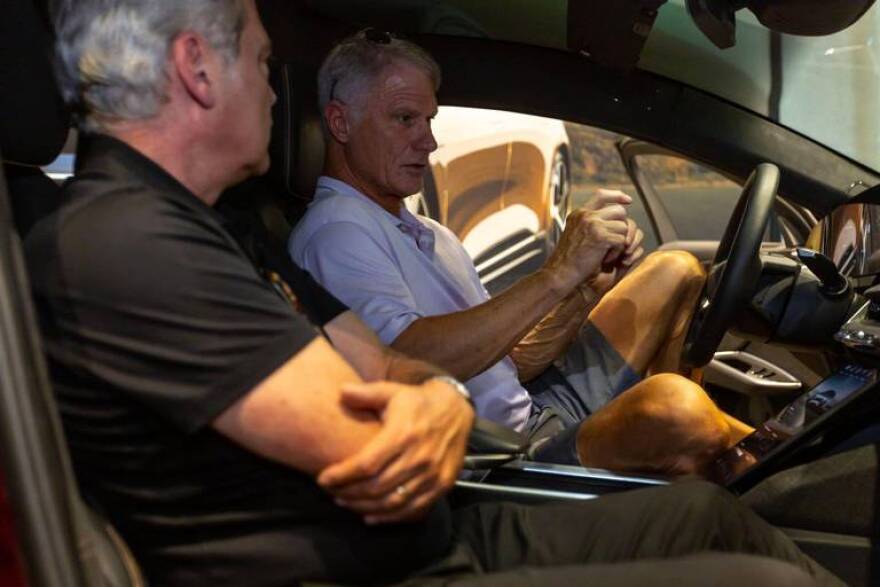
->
[687,0,876,49]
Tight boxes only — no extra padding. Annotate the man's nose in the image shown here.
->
[419,125,438,153]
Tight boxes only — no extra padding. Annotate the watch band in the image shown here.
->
[428,375,473,404]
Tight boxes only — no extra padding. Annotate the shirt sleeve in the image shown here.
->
[294,221,424,345]
[28,196,320,434]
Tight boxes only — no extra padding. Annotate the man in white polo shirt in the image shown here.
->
[290,29,753,473]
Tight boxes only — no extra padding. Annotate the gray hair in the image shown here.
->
[51,0,246,132]
[317,29,441,127]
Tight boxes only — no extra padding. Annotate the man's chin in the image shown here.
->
[397,180,424,198]
[227,155,271,189]
[256,156,271,176]
[249,153,272,177]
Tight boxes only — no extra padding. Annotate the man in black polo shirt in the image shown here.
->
[26,0,842,585]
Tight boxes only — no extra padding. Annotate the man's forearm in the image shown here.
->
[385,349,448,385]
[510,285,599,382]
[324,310,448,384]
[390,268,573,381]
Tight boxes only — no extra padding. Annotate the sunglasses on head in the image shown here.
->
[363,27,395,44]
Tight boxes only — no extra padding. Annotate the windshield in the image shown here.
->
[313,1,880,173]
[642,0,880,173]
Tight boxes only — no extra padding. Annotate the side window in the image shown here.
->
[423,107,677,293]
[424,107,794,294]
[633,153,785,244]
[633,154,741,241]
[565,124,660,253]
[42,130,77,183]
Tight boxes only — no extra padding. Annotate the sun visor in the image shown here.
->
[567,1,668,70]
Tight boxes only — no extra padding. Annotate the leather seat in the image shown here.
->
[0,1,145,585]
[218,60,326,249]
[0,0,69,237]
[216,59,328,277]
[267,61,327,207]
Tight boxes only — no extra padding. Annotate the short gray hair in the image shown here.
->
[317,29,441,123]
[51,0,246,132]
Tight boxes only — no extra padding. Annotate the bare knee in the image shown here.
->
[638,374,731,472]
[644,250,706,283]
[577,374,730,475]
[717,557,818,587]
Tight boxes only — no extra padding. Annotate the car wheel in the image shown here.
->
[546,149,571,249]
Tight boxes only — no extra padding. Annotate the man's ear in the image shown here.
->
[324,101,351,143]
[171,32,217,109]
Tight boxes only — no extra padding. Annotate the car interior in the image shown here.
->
[4,0,880,586]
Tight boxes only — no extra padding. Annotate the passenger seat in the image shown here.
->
[1,0,145,585]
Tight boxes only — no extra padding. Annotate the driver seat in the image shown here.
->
[216,58,325,271]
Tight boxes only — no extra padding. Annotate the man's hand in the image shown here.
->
[615,215,646,269]
[544,189,632,293]
[317,379,474,524]
[588,217,645,296]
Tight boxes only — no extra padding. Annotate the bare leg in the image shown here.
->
[575,373,740,475]
[574,252,754,467]
[724,412,755,444]
[588,250,706,376]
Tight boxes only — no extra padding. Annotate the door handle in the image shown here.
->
[704,350,802,395]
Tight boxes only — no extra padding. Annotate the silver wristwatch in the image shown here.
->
[429,375,472,404]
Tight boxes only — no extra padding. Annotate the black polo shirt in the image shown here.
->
[24,134,453,586]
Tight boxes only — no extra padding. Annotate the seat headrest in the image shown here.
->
[266,62,326,201]
[0,0,70,165]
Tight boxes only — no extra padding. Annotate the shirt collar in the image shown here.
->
[77,133,198,200]
[315,176,435,257]
[73,132,234,229]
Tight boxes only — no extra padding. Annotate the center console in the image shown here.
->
[455,326,880,503]
[711,362,878,492]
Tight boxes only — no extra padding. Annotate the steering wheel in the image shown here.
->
[682,163,780,367]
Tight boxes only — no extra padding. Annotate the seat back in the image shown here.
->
[217,60,326,252]
[267,61,326,207]
[0,1,145,585]
[0,0,70,237]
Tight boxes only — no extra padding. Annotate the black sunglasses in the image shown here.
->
[363,27,395,44]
